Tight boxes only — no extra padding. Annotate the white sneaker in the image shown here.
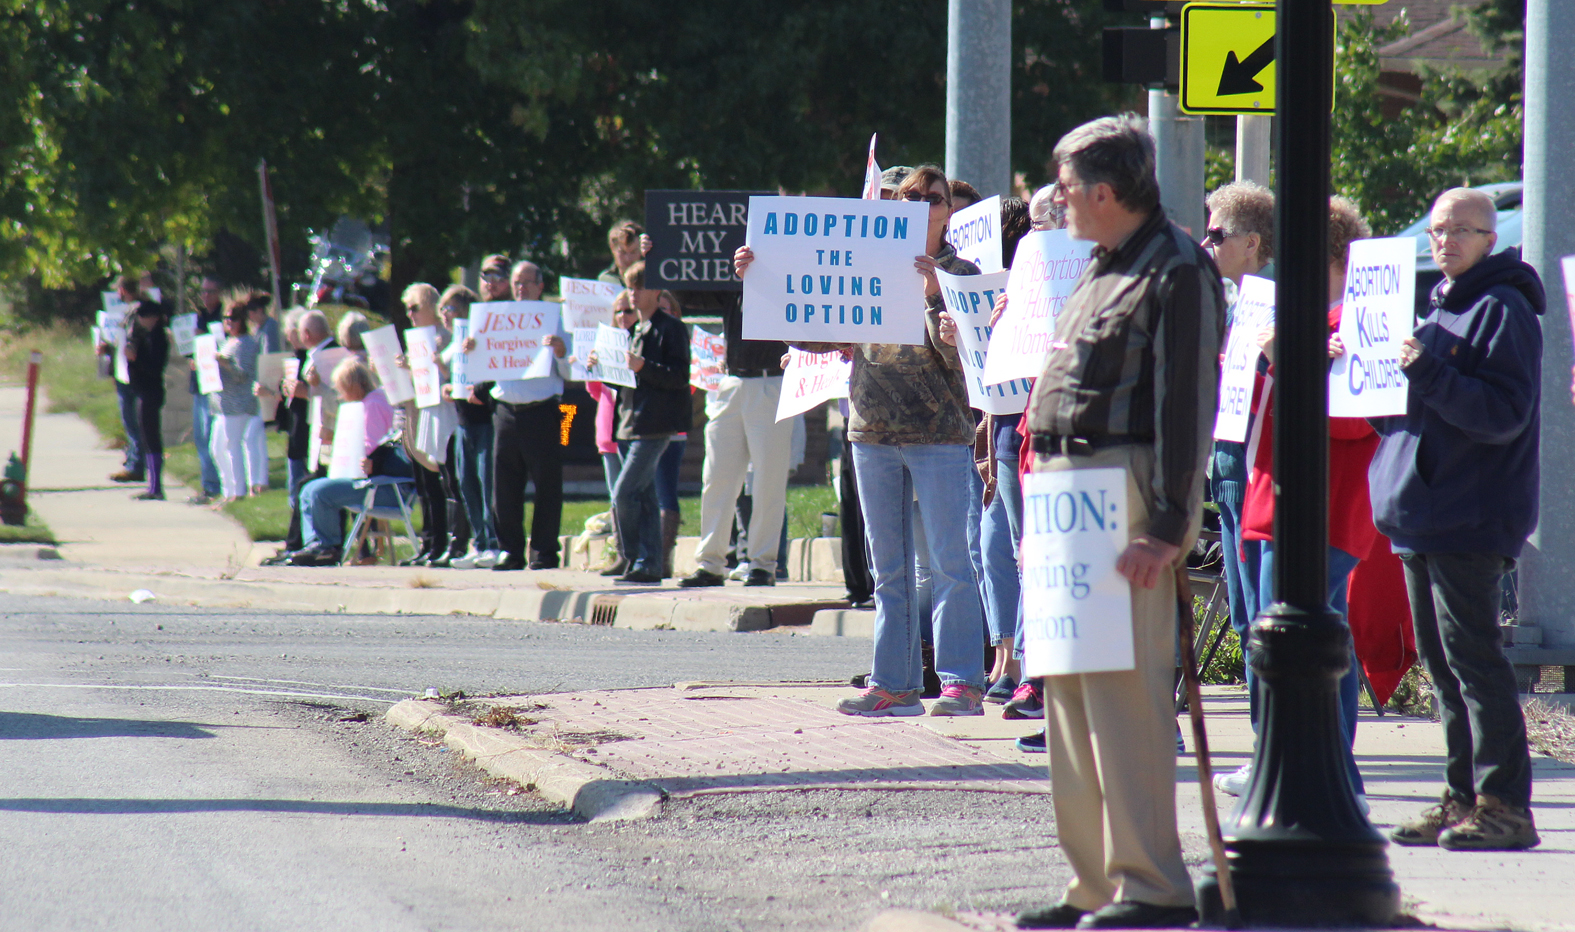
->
[475,549,500,569]
[727,563,750,581]
[450,549,480,569]
[1214,763,1252,797]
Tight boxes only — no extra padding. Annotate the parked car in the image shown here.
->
[1393,181,1522,316]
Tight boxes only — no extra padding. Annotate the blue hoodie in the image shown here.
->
[1368,250,1544,558]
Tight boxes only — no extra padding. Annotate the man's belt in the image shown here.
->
[1031,433,1135,456]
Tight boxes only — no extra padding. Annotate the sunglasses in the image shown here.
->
[480,271,508,282]
[903,192,948,206]
[1203,227,1237,247]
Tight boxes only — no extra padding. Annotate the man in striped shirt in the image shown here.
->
[1015,115,1225,931]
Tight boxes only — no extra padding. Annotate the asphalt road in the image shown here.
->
[0,592,1085,931]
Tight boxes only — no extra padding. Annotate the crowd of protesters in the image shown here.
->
[99,110,1546,928]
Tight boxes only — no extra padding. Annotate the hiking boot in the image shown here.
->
[1003,679,1045,720]
[1390,791,1473,847]
[929,684,984,716]
[1437,795,1540,851]
[836,686,924,717]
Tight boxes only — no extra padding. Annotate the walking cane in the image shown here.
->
[1176,565,1241,929]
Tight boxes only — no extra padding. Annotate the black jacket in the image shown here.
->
[616,309,692,438]
[719,291,786,376]
[126,304,169,396]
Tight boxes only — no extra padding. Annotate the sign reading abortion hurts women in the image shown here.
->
[1328,236,1416,418]
[982,230,1095,386]
[741,195,930,345]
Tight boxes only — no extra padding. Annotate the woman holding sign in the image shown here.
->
[737,165,988,716]
[209,295,264,504]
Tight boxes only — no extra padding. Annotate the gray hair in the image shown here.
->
[336,310,370,351]
[1029,184,1065,231]
[299,309,331,342]
[1206,181,1276,261]
[1433,187,1497,231]
[1052,113,1160,214]
[511,260,542,283]
[283,307,308,333]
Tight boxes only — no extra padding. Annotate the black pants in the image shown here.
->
[1401,551,1533,807]
[442,434,470,555]
[285,463,320,552]
[414,462,448,557]
[840,432,874,601]
[492,399,563,563]
[135,388,163,495]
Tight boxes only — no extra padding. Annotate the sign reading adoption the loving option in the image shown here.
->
[775,348,852,422]
[983,230,1096,386]
[560,277,620,330]
[936,269,1029,415]
[471,301,558,381]
[945,195,1003,273]
[1020,467,1135,677]
[1328,236,1417,417]
[1213,274,1275,442]
[742,195,929,345]
[644,190,771,291]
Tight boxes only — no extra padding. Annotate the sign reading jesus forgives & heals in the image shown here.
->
[470,301,558,381]
[741,195,930,345]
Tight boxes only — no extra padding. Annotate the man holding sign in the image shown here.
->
[1017,116,1224,930]
[1366,188,1544,851]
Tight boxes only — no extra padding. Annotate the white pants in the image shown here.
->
[693,376,795,574]
[212,414,265,497]
[243,416,269,489]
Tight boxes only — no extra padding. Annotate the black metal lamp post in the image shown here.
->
[1196,0,1401,924]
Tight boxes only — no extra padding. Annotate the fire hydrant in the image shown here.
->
[0,452,26,526]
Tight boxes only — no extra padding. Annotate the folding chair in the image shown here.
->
[340,476,420,566]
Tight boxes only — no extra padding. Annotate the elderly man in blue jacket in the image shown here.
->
[1365,186,1542,851]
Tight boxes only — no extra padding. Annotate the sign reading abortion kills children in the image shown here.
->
[1328,236,1416,418]
[1213,275,1275,442]
[645,190,771,291]
[470,301,559,382]
[982,230,1096,386]
[936,269,1029,415]
[945,195,1003,273]
[741,195,930,345]
[1020,467,1134,677]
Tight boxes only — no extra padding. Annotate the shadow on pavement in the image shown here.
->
[0,798,570,823]
[0,711,216,740]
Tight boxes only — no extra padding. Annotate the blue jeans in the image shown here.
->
[614,437,671,575]
[455,421,497,552]
[190,396,221,495]
[981,465,1022,646]
[1259,542,1365,794]
[1218,498,1262,723]
[116,381,143,472]
[853,442,985,691]
[300,477,407,550]
[655,437,685,513]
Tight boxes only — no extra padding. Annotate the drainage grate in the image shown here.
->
[589,594,624,626]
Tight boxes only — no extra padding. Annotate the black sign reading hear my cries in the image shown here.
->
[644,190,772,292]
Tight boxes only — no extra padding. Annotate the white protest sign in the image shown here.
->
[170,313,198,356]
[207,322,225,341]
[1328,236,1417,417]
[690,327,727,392]
[283,357,301,383]
[1213,275,1275,442]
[570,327,599,383]
[741,195,930,345]
[448,318,473,401]
[1560,256,1575,346]
[256,352,290,392]
[361,325,416,404]
[471,301,558,381]
[193,334,224,395]
[327,400,368,480]
[405,325,444,408]
[776,348,852,422]
[307,396,324,471]
[1021,467,1134,677]
[561,277,620,330]
[946,195,1003,273]
[937,269,1028,415]
[983,230,1096,386]
[592,324,637,388]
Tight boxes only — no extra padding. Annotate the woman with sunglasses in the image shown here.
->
[735,165,988,716]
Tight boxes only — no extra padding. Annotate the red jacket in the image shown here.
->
[1240,304,1379,561]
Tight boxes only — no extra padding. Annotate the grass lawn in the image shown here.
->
[0,509,56,544]
[1,322,127,446]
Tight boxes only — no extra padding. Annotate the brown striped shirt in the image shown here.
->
[1026,209,1226,545]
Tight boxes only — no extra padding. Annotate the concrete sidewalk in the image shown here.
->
[0,384,860,632]
[400,681,1575,932]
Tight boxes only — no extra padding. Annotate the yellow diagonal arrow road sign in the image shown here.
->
[1180,4,1278,114]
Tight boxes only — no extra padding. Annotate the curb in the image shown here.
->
[383,699,665,822]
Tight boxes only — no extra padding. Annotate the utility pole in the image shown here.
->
[945,0,1011,198]
[1514,0,1575,664]
[1235,115,1272,185]
[1149,12,1206,236]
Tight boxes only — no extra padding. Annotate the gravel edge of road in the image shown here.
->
[384,698,666,822]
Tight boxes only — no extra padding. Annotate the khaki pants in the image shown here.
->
[1032,443,1199,910]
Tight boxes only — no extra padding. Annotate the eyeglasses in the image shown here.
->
[1426,226,1492,241]
[480,271,508,282]
[903,192,948,206]
[1204,227,1238,247]
[439,304,461,315]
